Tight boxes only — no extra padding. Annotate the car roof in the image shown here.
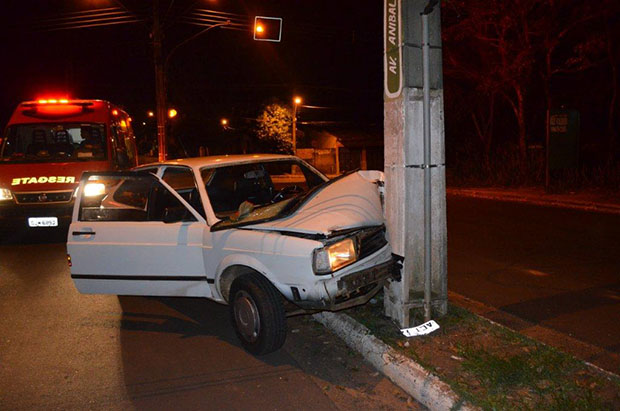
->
[137,154,299,171]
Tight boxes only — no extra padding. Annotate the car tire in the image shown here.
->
[229,272,287,355]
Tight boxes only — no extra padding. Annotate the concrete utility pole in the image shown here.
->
[383,0,447,327]
[153,0,168,162]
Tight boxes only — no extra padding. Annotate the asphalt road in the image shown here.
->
[448,196,620,372]
[0,235,419,410]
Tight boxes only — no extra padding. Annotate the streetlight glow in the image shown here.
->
[255,24,264,33]
[168,108,177,118]
[221,118,228,126]
[147,111,154,117]
[294,96,302,105]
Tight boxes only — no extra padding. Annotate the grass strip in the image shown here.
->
[347,293,620,410]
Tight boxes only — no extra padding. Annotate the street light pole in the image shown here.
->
[292,105,297,154]
[153,1,229,163]
[292,96,302,154]
[153,0,167,162]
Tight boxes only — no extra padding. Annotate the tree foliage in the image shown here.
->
[443,0,619,180]
[255,103,293,153]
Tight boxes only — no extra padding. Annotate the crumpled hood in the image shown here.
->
[249,171,385,236]
[0,161,110,192]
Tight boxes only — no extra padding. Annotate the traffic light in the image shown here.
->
[254,16,282,42]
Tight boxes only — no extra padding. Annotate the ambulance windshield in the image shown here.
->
[0,123,107,163]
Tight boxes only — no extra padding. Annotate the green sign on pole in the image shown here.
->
[548,109,580,170]
[384,0,402,99]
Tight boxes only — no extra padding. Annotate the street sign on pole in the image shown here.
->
[384,0,403,99]
[545,109,580,190]
[548,109,580,170]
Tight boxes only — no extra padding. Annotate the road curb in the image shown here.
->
[446,188,620,215]
[313,311,476,411]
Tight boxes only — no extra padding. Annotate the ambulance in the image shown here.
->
[0,99,138,236]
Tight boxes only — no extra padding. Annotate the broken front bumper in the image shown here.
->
[294,253,403,311]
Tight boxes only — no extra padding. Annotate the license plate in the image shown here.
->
[28,217,58,227]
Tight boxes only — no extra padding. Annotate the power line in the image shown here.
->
[194,8,248,20]
[182,20,249,32]
[35,17,143,32]
[184,15,247,28]
[184,9,249,30]
[33,8,144,32]
[34,7,125,22]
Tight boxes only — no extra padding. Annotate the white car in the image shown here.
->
[67,154,401,355]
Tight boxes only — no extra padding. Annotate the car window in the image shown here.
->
[201,159,326,222]
[78,174,196,222]
[136,166,159,175]
[162,167,206,218]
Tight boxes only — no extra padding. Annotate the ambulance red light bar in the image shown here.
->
[37,98,70,104]
[21,100,95,118]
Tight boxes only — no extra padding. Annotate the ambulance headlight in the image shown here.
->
[0,188,13,201]
[313,238,358,275]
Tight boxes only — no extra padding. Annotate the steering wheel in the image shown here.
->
[271,185,303,202]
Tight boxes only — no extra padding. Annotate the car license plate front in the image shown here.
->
[28,217,58,227]
[337,259,394,291]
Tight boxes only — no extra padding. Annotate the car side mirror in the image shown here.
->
[163,206,189,223]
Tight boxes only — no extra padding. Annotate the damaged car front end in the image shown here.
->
[228,169,403,313]
[277,225,402,311]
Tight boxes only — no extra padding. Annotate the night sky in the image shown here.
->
[0,0,383,144]
[2,1,618,176]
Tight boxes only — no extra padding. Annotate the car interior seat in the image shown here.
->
[206,171,239,214]
[234,175,273,206]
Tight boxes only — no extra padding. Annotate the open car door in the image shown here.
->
[67,171,212,298]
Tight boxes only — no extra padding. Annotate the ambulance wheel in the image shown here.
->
[229,272,287,355]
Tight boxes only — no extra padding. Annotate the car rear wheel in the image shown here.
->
[229,272,287,355]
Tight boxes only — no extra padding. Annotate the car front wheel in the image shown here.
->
[229,272,287,355]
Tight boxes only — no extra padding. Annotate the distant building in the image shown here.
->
[298,126,384,174]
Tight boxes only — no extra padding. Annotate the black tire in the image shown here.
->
[229,272,287,355]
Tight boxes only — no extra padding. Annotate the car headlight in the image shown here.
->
[0,188,13,201]
[313,238,358,275]
[83,182,106,197]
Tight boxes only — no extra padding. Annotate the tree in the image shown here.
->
[532,0,607,173]
[444,0,620,184]
[602,0,620,163]
[443,12,501,174]
[255,103,293,153]
[444,0,540,172]
[445,0,614,172]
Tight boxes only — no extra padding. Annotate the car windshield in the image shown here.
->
[202,159,327,229]
[0,123,107,163]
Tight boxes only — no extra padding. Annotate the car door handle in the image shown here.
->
[72,231,96,236]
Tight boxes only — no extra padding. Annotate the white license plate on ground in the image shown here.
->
[28,217,58,227]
